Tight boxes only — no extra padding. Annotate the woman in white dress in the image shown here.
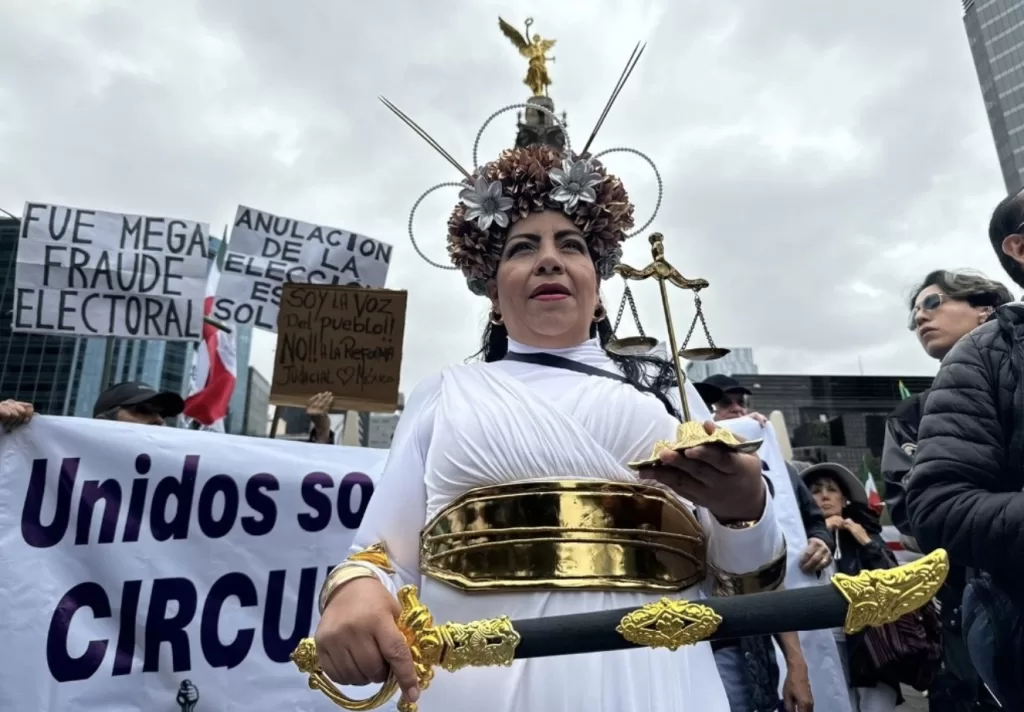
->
[311,105,788,711]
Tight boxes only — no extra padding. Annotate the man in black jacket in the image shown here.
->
[888,391,1006,711]
[907,193,1024,709]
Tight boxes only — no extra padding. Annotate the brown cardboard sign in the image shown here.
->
[270,284,406,412]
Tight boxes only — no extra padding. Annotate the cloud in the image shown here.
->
[0,0,1011,398]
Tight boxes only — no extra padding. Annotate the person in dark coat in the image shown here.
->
[802,463,903,712]
[883,269,1010,711]
[907,193,1024,709]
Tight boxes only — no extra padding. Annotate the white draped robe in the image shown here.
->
[344,338,786,711]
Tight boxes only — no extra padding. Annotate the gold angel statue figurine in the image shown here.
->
[499,17,557,97]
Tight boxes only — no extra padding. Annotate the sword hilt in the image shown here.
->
[291,586,520,711]
[293,549,949,710]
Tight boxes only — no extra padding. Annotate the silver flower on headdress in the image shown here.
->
[467,276,488,297]
[549,158,603,213]
[596,246,623,280]
[459,177,514,230]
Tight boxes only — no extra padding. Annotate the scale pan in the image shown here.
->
[679,347,730,362]
[606,336,660,356]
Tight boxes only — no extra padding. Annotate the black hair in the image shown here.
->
[988,192,1024,289]
[475,318,682,419]
[908,269,1014,311]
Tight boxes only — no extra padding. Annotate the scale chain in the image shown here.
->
[612,284,647,338]
[694,295,716,349]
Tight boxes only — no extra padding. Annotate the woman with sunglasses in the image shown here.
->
[883,269,1012,712]
[905,271,1012,361]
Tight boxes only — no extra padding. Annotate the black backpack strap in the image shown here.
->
[501,351,632,384]
[500,350,675,414]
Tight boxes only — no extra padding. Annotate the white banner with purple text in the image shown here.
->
[0,416,390,712]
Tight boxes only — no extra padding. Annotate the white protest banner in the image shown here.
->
[0,416,393,712]
[212,206,392,331]
[13,203,209,340]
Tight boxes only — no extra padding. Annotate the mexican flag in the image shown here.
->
[184,259,237,430]
[898,380,912,400]
[860,457,884,514]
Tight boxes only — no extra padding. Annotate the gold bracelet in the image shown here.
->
[318,565,377,615]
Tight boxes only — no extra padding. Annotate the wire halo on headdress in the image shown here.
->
[388,41,660,292]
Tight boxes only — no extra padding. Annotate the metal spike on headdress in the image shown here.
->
[579,42,646,157]
[378,96,473,179]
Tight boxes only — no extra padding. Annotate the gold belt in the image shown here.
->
[419,480,707,592]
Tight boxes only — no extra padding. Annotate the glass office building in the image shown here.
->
[244,366,271,437]
[725,373,934,472]
[0,218,87,413]
[964,0,1024,192]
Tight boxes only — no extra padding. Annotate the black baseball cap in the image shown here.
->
[92,381,185,419]
[694,374,752,405]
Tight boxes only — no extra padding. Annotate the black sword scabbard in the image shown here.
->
[514,583,849,659]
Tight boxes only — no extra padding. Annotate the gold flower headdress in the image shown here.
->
[385,43,662,295]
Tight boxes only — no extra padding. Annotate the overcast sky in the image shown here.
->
[1,0,1012,395]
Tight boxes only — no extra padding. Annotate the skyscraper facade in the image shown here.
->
[69,336,192,417]
[244,366,270,437]
[963,0,1024,192]
[0,218,86,413]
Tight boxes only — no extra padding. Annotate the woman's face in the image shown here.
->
[808,477,845,518]
[911,285,990,360]
[488,210,599,348]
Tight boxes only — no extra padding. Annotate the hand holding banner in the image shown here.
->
[0,416,389,711]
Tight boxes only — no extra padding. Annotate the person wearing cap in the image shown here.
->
[695,376,834,575]
[92,381,185,426]
[693,374,769,426]
[801,463,906,712]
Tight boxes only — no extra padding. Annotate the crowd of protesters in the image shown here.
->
[8,191,1024,711]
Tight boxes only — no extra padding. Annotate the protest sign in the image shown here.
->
[0,416,391,712]
[212,206,392,331]
[13,202,209,340]
[271,284,407,412]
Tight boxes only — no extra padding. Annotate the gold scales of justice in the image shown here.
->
[612,233,764,464]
